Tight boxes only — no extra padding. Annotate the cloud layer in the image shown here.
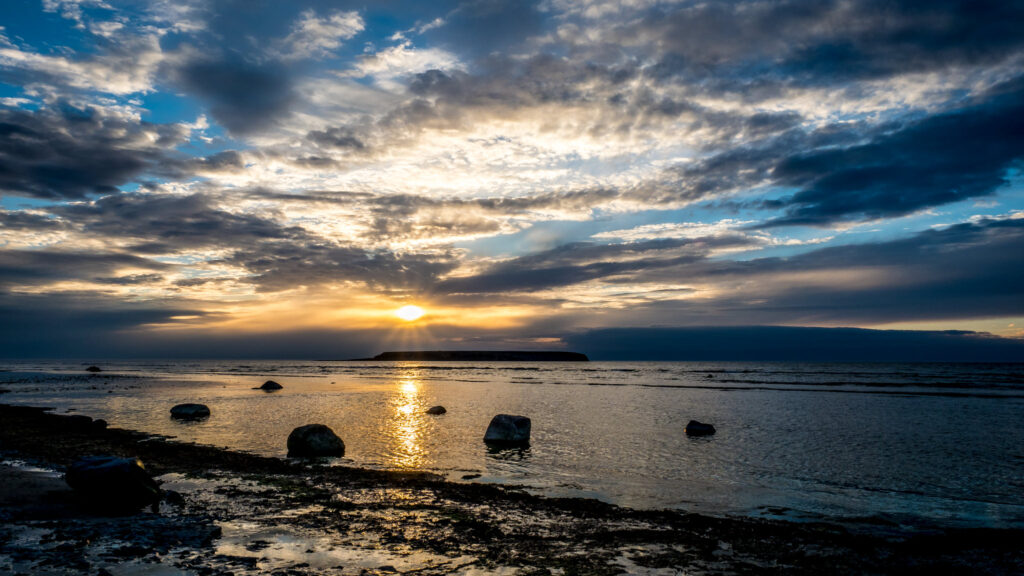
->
[1,0,1023,357]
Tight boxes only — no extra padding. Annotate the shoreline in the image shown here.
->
[2,403,1023,574]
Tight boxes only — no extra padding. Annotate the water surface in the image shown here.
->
[2,360,1022,527]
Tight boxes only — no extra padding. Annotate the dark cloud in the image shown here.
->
[176,58,296,136]
[762,77,1024,226]
[627,0,1024,89]
[0,292,208,359]
[0,249,170,288]
[228,242,456,293]
[0,104,187,199]
[0,209,67,231]
[427,0,545,57]
[190,150,247,172]
[92,273,166,285]
[52,192,458,293]
[55,193,302,253]
[433,216,1024,327]
[436,237,752,294]
[307,127,366,150]
[565,326,1024,362]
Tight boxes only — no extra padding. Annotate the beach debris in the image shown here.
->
[426,405,447,415]
[287,424,346,457]
[64,455,161,512]
[86,365,102,372]
[256,380,283,391]
[170,403,211,420]
[483,414,531,445]
[685,420,716,436]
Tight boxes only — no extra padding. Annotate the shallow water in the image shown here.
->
[2,360,1023,527]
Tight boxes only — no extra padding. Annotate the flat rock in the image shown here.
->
[170,403,211,420]
[287,424,345,458]
[85,366,102,372]
[64,456,161,512]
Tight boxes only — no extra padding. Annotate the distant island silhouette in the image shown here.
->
[359,351,589,362]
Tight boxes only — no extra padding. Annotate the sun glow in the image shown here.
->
[395,305,425,322]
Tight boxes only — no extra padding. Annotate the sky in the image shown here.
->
[1,0,1023,359]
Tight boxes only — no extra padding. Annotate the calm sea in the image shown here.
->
[2,360,1023,528]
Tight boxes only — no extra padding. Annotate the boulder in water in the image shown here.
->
[86,366,102,373]
[685,420,716,436]
[255,380,283,391]
[287,424,345,457]
[170,403,211,420]
[426,405,447,415]
[64,456,161,512]
[483,414,531,445]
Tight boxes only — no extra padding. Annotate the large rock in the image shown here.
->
[64,456,161,512]
[685,420,716,436]
[170,403,210,420]
[287,424,345,457]
[483,414,531,445]
[426,405,447,415]
[256,380,283,391]
[85,366,102,373]
[62,414,95,430]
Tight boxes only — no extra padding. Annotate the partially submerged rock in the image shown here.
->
[685,420,716,436]
[64,456,161,512]
[287,424,345,458]
[255,380,283,391]
[426,405,447,415]
[86,366,102,373]
[484,414,531,445]
[170,403,211,420]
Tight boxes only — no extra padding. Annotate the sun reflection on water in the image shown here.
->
[384,368,428,469]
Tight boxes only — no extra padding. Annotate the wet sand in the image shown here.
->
[1,403,1022,575]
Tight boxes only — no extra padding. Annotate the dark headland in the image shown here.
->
[361,350,589,361]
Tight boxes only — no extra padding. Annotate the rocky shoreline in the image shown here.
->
[2,403,1022,575]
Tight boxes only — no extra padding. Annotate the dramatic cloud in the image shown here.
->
[1,0,1023,358]
[0,103,187,199]
[175,58,296,136]
[763,77,1024,226]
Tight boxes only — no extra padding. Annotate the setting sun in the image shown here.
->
[395,305,425,322]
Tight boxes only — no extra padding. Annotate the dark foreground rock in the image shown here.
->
[85,366,102,372]
[685,420,716,436]
[286,424,345,458]
[64,455,161,512]
[426,405,446,415]
[483,414,531,445]
[170,403,211,420]
[255,380,283,391]
[2,403,1023,576]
